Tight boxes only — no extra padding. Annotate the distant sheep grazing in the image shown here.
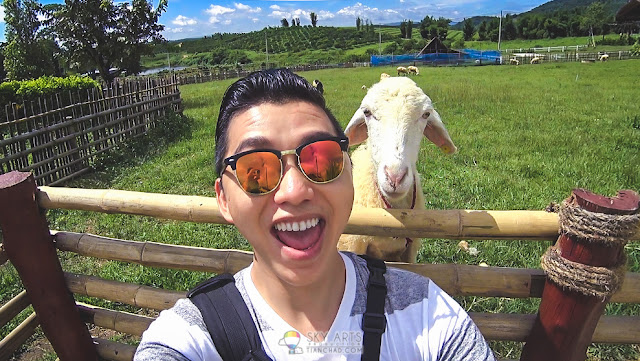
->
[361,85,367,90]
[530,57,541,64]
[599,53,609,61]
[509,58,520,65]
[396,66,408,76]
[312,79,324,94]
[407,65,420,75]
[380,72,391,80]
[338,76,457,263]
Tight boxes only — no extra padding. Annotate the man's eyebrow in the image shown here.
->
[234,136,270,153]
[299,131,337,146]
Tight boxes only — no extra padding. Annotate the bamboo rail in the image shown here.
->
[65,272,184,311]
[77,302,154,337]
[94,338,136,361]
[0,290,30,328]
[0,312,39,360]
[37,186,640,241]
[54,231,640,303]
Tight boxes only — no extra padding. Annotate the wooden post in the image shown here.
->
[0,171,98,360]
[521,188,640,361]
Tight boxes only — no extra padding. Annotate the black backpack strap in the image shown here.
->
[187,274,272,361]
[358,255,388,361]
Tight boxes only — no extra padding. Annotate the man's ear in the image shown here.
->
[215,178,234,224]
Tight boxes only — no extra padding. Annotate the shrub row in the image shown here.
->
[0,75,100,108]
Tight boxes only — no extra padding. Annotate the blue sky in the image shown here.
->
[0,0,550,42]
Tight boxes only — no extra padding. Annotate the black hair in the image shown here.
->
[214,68,345,177]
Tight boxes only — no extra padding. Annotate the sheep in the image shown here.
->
[530,57,541,64]
[599,53,609,61]
[312,79,324,94]
[509,58,520,65]
[380,72,391,80]
[337,76,457,263]
[361,85,367,90]
[396,66,408,76]
[407,65,420,75]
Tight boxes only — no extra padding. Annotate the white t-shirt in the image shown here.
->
[135,252,495,361]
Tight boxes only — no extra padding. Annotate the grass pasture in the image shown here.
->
[2,60,640,360]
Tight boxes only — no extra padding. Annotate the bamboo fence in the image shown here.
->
[2,184,640,360]
[0,76,183,186]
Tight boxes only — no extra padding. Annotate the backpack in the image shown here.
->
[187,255,387,361]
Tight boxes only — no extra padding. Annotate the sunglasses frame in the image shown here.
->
[223,136,349,195]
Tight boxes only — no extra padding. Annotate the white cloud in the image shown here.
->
[0,6,5,23]
[316,10,334,21]
[205,4,235,23]
[173,15,197,26]
[270,5,281,10]
[235,3,261,13]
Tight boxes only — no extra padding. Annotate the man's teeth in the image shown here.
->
[275,218,319,232]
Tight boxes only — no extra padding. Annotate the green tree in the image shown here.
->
[436,17,451,39]
[478,21,487,41]
[400,20,406,38]
[3,0,60,80]
[281,18,289,27]
[419,15,433,39]
[47,0,167,83]
[503,14,517,40]
[310,12,317,27]
[462,18,474,41]
[581,2,606,41]
[356,17,361,31]
[420,15,450,40]
[407,20,413,39]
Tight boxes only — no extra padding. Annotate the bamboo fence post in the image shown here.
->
[521,188,640,361]
[0,171,98,361]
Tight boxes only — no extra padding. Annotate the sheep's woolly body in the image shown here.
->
[339,143,425,260]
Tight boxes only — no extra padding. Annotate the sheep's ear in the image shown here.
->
[423,109,457,154]
[344,108,369,146]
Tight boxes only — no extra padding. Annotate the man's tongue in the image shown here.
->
[276,224,321,250]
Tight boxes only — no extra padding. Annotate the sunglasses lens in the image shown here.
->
[299,140,344,183]
[235,151,281,194]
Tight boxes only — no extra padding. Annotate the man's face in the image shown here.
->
[215,101,354,287]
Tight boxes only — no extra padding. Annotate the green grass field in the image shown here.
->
[2,59,640,360]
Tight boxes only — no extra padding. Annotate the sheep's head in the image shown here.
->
[345,77,456,201]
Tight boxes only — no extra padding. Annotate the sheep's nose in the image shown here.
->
[384,166,407,189]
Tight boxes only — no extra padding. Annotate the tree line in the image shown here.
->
[1,0,167,84]
[460,3,631,43]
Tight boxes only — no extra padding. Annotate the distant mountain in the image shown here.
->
[451,0,627,30]
[525,0,627,16]
[451,16,498,30]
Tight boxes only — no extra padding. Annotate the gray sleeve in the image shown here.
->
[133,299,215,361]
[438,317,496,361]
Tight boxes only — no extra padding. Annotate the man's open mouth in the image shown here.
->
[273,217,322,251]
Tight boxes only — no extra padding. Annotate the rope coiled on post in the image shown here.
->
[541,246,626,299]
[558,200,640,246]
[541,199,640,298]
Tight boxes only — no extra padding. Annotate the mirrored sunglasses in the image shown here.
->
[224,136,349,195]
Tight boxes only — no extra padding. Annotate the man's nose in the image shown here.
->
[273,158,313,205]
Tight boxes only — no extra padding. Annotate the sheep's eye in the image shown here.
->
[363,109,372,117]
[422,111,431,119]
